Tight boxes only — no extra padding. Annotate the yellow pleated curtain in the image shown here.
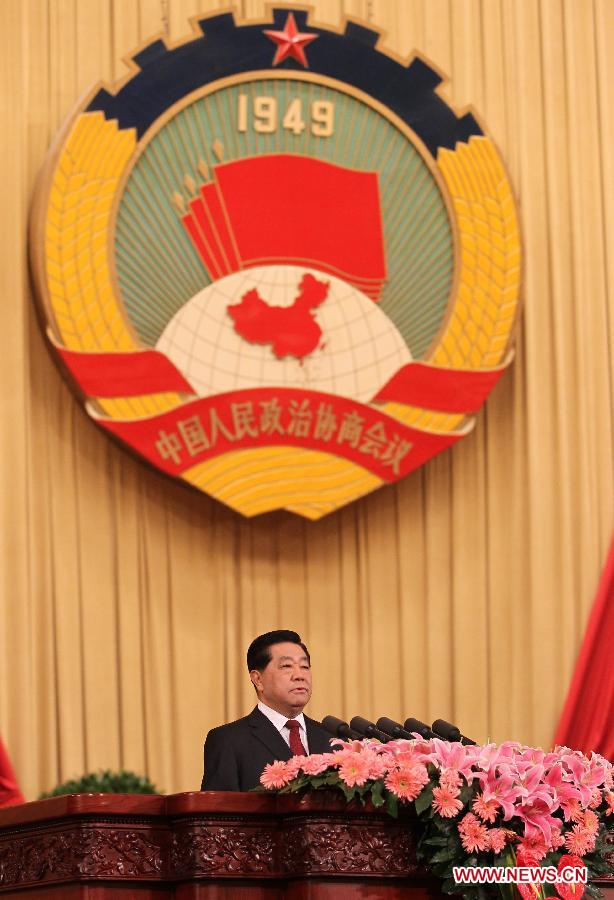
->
[0,0,612,800]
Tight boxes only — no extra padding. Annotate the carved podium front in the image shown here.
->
[0,791,437,898]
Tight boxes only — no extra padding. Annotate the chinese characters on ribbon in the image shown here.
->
[154,395,413,476]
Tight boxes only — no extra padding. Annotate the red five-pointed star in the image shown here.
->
[264,13,318,68]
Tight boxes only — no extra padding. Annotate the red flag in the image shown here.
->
[182,155,387,298]
[554,534,614,760]
[0,738,24,807]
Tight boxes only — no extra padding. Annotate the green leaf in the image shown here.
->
[428,848,457,864]
[415,786,434,816]
[370,781,385,807]
[293,775,309,788]
[385,792,399,818]
[439,861,457,879]
[339,782,356,802]
[422,835,451,848]
[501,847,516,869]
[458,784,473,806]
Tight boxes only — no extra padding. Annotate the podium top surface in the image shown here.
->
[0,789,388,827]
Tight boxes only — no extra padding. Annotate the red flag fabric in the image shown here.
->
[0,737,24,807]
[214,155,386,287]
[554,534,614,760]
[182,155,386,298]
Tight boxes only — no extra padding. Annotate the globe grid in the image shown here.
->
[156,265,412,404]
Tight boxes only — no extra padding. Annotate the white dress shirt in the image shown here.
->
[257,701,309,753]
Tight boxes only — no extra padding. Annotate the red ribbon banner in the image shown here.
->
[97,388,464,482]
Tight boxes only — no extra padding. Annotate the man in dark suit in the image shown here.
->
[201,630,332,791]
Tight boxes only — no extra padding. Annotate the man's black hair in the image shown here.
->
[247,630,310,672]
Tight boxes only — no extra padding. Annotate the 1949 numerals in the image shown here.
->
[237,95,334,137]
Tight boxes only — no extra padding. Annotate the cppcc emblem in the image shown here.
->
[30,8,521,520]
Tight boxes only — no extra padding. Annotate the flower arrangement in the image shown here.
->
[260,738,614,899]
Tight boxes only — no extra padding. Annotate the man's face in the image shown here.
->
[250,641,312,717]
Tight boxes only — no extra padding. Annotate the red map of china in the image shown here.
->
[227,273,329,361]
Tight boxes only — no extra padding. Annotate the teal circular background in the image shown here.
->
[114,76,453,359]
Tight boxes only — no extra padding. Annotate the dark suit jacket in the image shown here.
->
[201,707,332,792]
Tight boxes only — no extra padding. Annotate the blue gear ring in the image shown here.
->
[88,8,482,156]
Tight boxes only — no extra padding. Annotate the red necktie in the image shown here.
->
[285,719,307,756]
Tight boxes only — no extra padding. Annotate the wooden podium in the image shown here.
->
[0,791,438,898]
[1,792,612,898]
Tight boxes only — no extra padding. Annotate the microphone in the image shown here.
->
[376,717,414,740]
[349,716,391,743]
[321,715,362,740]
[404,717,435,739]
[431,719,462,741]
[431,718,477,744]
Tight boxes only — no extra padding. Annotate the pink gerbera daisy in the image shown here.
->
[301,753,332,776]
[385,762,430,802]
[260,760,291,790]
[432,786,463,818]
[486,828,508,854]
[439,768,463,792]
[339,752,372,787]
[578,809,599,835]
[473,792,500,823]
[458,812,490,853]
[563,799,584,823]
[284,756,305,780]
[551,825,566,849]
[366,751,390,781]
[588,788,602,809]
[517,829,549,863]
[564,825,596,857]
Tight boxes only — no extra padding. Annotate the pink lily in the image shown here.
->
[558,751,608,806]
[429,738,478,781]
[516,796,561,844]
[476,767,525,820]
[544,764,583,820]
